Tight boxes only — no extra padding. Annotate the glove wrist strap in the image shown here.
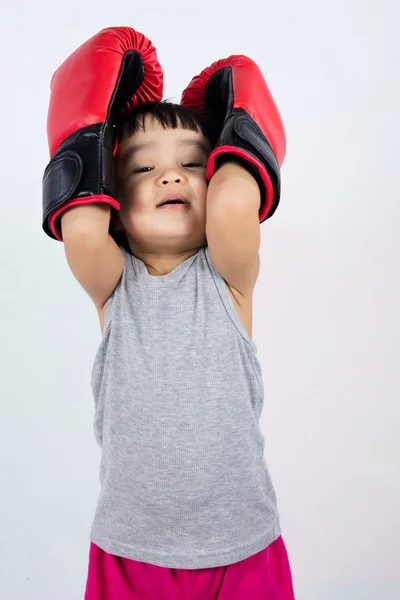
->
[42,123,117,240]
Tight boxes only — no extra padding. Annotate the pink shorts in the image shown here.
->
[84,535,295,599]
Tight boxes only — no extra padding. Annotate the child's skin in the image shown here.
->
[79,112,262,339]
[61,109,260,339]
[113,116,210,276]
[113,115,260,281]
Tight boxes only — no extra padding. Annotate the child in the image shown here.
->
[42,27,295,600]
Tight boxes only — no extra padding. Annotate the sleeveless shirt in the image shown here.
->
[90,244,281,569]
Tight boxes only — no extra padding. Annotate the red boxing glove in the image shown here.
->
[181,56,286,222]
[42,27,163,241]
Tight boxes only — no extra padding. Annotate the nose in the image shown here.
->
[162,177,181,185]
[156,166,187,187]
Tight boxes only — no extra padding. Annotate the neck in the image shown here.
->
[129,246,202,276]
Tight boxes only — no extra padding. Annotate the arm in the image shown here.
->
[205,161,261,297]
[181,54,285,296]
[61,204,124,312]
[42,27,163,311]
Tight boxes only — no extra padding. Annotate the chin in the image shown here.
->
[123,223,206,249]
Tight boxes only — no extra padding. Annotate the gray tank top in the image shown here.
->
[90,244,281,569]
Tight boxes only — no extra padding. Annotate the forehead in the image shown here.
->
[117,116,210,164]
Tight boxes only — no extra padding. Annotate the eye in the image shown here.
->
[134,166,153,173]
[183,162,205,168]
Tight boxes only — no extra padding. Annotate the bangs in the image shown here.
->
[115,101,216,145]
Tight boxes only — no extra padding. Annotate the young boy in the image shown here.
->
[42,27,295,599]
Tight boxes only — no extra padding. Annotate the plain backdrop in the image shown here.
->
[1,1,399,598]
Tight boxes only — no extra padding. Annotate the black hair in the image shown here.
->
[110,101,216,250]
[115,100,216,146]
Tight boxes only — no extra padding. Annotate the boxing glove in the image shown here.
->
[181,56,285,222]
[42,27,163,241]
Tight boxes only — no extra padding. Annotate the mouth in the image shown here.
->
[157,194,190,208]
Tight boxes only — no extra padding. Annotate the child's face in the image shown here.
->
[114,115,211,255]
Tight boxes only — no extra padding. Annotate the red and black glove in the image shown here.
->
[180,56,285,222]
[42,26,163,241]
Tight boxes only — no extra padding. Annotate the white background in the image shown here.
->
[1,0,399,598]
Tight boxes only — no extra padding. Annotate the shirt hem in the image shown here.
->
[90,521,282,569]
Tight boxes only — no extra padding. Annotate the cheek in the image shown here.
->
[119,175,140,201]
[193,176,208,200]
[120,179,153,216]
